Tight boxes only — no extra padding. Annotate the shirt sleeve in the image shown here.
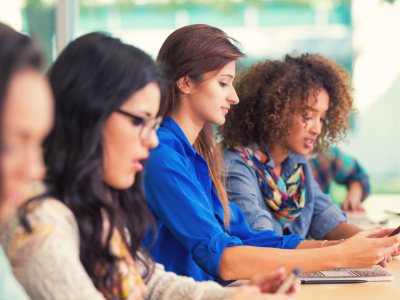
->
[224,154,279,232]
[0,246,31,300]
[307,176,348,240]
[329,148,370,201]
[10,200,106,300]
[142,262,237,300]
[144,146,244,279]
[228,203,304,250]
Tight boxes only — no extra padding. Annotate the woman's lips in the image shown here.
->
[132,160,143,172]
[304,139,315,148]
[221,107,229,114]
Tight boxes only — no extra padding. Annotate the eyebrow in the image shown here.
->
[123,109,151,117]
[220,74,235,79]
[310,108,328,114]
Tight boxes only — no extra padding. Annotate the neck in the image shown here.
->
[170,107,204,145]
[268,143,290,174]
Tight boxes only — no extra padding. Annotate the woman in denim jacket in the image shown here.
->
[220,54,368,241]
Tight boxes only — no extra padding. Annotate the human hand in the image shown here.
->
[230,285,295,300]
[249,267,300,295]
[342,197,365,212]
[339,227,400,269]
[369,227,400,258]
[342,181,365,212]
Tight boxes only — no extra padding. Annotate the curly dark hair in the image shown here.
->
[219,53,354,155]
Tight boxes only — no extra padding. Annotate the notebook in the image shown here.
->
[299,267,393,283]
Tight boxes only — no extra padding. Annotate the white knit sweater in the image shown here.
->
[0,199,237,300]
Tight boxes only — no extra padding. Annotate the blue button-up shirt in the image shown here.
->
[143,117,304,282]
[222,148,347,239]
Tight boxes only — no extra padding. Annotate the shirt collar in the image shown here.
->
[161,117,197,157]
[260,143,308,169]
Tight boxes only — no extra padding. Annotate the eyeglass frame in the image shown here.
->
[116,108,162,141]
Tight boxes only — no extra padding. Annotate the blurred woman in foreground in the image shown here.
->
[0,22,53,300]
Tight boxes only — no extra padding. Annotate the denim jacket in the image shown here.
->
[222,148,347,239]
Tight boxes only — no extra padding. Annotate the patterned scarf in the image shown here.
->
[230,144,306,229]
[94,210,147,300]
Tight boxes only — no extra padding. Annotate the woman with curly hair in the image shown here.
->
[219,53,367,241]
[143,26,400,282]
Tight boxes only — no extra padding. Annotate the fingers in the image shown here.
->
[383,234,400,247]
[342,201,349,212]
[287,280,301,296]
[383,242,400,255]
[377,260,387,268]
[370,228,395,238]
[250,267,285,286]
[250,267,286,293]
[357,227,383,238]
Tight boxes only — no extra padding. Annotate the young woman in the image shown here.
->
[219,54,368,240]
[0,22,53,300]
[0,32,299,300]
[309,146,370,212]
[143,25,400,282]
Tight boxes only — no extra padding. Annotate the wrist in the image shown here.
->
[321,240,337,247]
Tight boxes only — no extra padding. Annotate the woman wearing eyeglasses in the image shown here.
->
[1,32,300,300]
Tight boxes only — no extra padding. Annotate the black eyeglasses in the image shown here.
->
[116,109,162,141]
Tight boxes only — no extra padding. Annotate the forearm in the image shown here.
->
[294,240,337,249]
[346,181,363,202]
[218,245,341,281]
[324,222,362,240]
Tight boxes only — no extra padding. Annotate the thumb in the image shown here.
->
[357,227,382,238]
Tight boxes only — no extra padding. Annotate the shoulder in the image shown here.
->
[156,127,186,156]
[147,128,190,173]
[28,198,79,237]
[0,198,80,259]
[222,148,254,173]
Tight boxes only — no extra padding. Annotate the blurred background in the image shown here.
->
[0,0,399,203]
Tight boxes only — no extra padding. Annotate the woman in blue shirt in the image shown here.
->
[144,24,400,282]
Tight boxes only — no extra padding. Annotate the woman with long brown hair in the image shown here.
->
[143,24,400,282]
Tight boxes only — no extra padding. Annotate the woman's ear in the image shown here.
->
[176,76,191,94]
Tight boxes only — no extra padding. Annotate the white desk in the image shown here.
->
[296,194,400,300]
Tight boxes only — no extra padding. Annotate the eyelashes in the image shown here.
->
[305,117,326,123]
[219,82,228,87]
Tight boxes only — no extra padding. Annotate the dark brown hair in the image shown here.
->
[219,53,354,155]
[157,24,244,228]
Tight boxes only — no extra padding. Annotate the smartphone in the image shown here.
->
[275,268,301,294]
[388,226,400,237]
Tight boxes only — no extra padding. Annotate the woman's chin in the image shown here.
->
[105,177,135,190]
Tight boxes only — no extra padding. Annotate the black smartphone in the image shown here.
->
[275,268,301,294]
[388,226,400,237]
